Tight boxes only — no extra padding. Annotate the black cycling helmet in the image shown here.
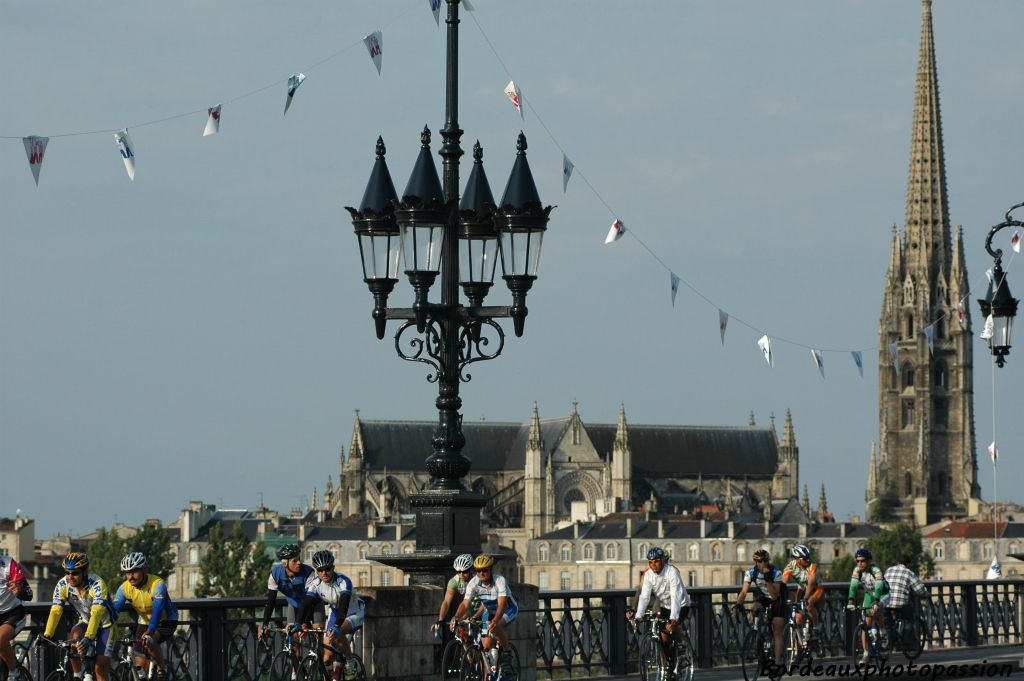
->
[276,544,301,561]
[855,548,872,561]
[311,550,335,570]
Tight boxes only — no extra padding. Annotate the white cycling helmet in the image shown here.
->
[791,544,811,560]
[120,552,148,572]
[453,554,474,572]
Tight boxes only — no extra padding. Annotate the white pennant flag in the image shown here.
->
[429,0,442,25]
[851,351,864,378]
[364,30,383,75]
[504,80,523,119]
[1011,231,1021,254]
[889,342,899,375]
[811,349,825,378]
[985,268,994,284]
[284,73,306,115]
[757,335,773,367]
[562,154,574,193]
[462,0,474,10]
[203,105,221,137]
[670,273,680,307]
[988,441,999,465]
[114,129,136,181]
[719,309,729,346]
[957,296,967,329]
[605,219,626,244]
[981,313,994,341]
[923,323,935,355]
[987,556,1003,580]
[22,135,49,186]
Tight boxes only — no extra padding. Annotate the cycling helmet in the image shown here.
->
[646,547,667,561]
[854,548,872,561]
[752,549,770,563]
[453,554,474,572]
[473,554,494,570]
[311,550,335,570]
[61,552,90,571]
[276,544,301,561]
[120,552,148,572]
[791,544,811,560]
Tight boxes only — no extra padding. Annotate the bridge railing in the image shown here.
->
[10,579,1020,680]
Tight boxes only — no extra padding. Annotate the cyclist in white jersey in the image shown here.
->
[626,546,692,666]
[452,555,517,655]
[0,555,33,681]
[294,550,364,681]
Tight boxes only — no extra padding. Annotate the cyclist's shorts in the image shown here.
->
[137,619,179,643]
[71,621,114,657]
[327,599,366,632]
[485,603,517,626]
[0,605,27,635]
[758,597,787,619]
[862,594,890,612]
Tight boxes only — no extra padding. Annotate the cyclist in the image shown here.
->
[781,544,825,646]
[42,552,115,681]
[110,552,179,681]
[294,550,365,681]
[434,554,482,640]
[847,548,889,662]
[0,555,33,681]
[734,548,785,667]
[884,555,928,648]
[451,555,518,673]
[626,547,691,669]
[259,544,319,640]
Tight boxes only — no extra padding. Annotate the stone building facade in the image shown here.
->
[870,0,980,525]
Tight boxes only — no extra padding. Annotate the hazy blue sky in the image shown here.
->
[2,1,1022,538]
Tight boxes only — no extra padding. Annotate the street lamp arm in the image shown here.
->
[984,201,1024,263]
[382,305,514,321]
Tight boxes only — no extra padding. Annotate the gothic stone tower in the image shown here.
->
[872,0,979,525]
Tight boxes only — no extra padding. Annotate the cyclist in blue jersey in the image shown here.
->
[294,551,364,681]
[258,544,318,641]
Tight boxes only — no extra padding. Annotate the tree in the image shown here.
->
[868,491,898,523]
[867,524,935,577]
[87,527,127,587]
[826,554,855,583]
[128,522,176,579]
[196,522,274,598]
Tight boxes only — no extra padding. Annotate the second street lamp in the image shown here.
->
[978,202,1023,368]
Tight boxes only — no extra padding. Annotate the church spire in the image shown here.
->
[886,225,903,287]
[782,409,796,448]
[818,483,828,515]
[802,484,810,515]
[528,402,544,451]
[749,411,756,427]
[904,0,950,270]
[349,410,364,460]
[615,403,630,448]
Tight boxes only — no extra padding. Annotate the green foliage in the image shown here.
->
[826,554,856,583]
[130,522,176,579]
[85,522,175,588]
[196,522,274,598]
[867,524,935,578]
[87,527,127,588]
[868,492,898,523]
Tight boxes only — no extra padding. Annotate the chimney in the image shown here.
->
[799,523,807,539]
[658,520,665,538]
[626,517,633,538]
[298,523,306,542]
[368,521,377,539]
[840,523,847,538]
[727,521,735,539]
[574,521,581,539]
[395,524,402,541]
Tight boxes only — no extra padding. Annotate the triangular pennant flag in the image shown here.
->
[22,135,49,186]
[988,441,999,465]
[757,335,773,368]
[851,351,864,378]
[462,0,474,10]
[923,323,935,355]
[114,129,136,181]
[957,296,967,329]
[364,30,383,75]
[284,73,306,115]
[203,105,221,137]
[811,349,825,378]
[562,154,574,193]
[429,0,442,25]
[605,219,626,244]
[888,342,899,375]
[981,313,994,341]
[985,268,994,284]
[987,556,1003,580]
[718,310,729,346]
[504,80,523,119]
[670,273,680,307]
[1012,231,1021,254]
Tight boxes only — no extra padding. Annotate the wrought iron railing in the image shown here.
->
[10,579,1020,680]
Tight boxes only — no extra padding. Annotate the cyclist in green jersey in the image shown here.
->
[847,548,890,662]
[434,554,483,639]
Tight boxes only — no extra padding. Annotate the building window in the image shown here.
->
[1009,542,1021,556]
[402,543,414,555]
[934,398,947,427]
[711,544,722,561]
[687,544,699,562]
[983,544,993,560]
[905,472,913,496]
[584,571,593,589]
[688,571,697,587]
[638,543,648,561]
[538,572,548,589]
[188,572,197,589]
[560,571,571,590]
[833,543,842,559]
[539,544,549,562]
[736,544,747,562]
[381,543,393,555]
[583,543,594,560]
[188,546,199,564]
[932,543,944,560]
[358,545,368,560]
[606,543,618,560]
[381,571,392,586]
[934,361,948,388]
[902,400,915,428]
[359,572,369,587]
[560,544,571,562]
[606,570,615,588]
[167,573,177,591]
[903,365,915,389]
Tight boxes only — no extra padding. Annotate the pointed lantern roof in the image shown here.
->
[345,136,399,233]
[460,140,496,237]
[400,126,445,212]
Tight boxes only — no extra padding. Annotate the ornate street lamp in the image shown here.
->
[978,202,1022,368]
[345,0,553,582]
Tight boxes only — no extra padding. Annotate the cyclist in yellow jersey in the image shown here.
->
[110,553,179,680]
[42,553,115,681]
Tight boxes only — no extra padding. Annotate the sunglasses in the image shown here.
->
[65,570,84,577]
[316,567,334,573]
[475,568,491,574]
[856,559,868,563]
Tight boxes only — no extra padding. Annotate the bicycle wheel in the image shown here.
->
[297,656,329,681]
[11,666,34,681]
[345,653,366,681]
[497,643,519,681]
[638,636,660,681]
[44,670,71,681]
[740,629,764,681]
[672,635,695,681]
[459,646,487,681]
[269,650,297,681]
[900,619,923,661]
[441,640,464,681]
[110,664,135,681]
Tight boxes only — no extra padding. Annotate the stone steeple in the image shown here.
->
[524,402,547,537]
[611,404,633,509]
[773,409,799,499]
[875,0,977,525]
[801,484,810,516]
[817,484,828,515]
[866,441,878,503]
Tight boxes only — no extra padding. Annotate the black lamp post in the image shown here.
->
[344,0,552,582]
[978,202,1022,368]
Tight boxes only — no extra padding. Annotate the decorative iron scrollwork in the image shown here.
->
[394,320,444,382]
[457,318,505,382]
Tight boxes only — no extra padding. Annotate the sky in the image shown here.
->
[1,1,1022,539]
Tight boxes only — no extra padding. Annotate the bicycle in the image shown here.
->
[440,619,481,681]
[735,605,782,681]
[884,606,924,661]
[109,632,171,681]
[0,661,32,681]
[258,627,312,681]
[293,628,366,681]
[782,601,814,668]
[632,613,693,681]
[457,619,519,681]
[849,605,887,667]
[36,637,95,681]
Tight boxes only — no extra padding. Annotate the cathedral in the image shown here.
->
[868,0,981,525]
[319,403,801,537]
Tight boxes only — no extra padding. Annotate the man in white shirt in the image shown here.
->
[626,546,692,662]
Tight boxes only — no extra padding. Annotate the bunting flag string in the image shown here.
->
[429,0,442,26]
[889,343,899,375]
[114,129,136,181]
[957,296,968,328]
[988,441,999,465]
[203,106,222,137]
[923,322,935,355]
[851,351,864,378]
[1012,231,1021,254]
[284,73,306,115]
[22,135,48,186]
